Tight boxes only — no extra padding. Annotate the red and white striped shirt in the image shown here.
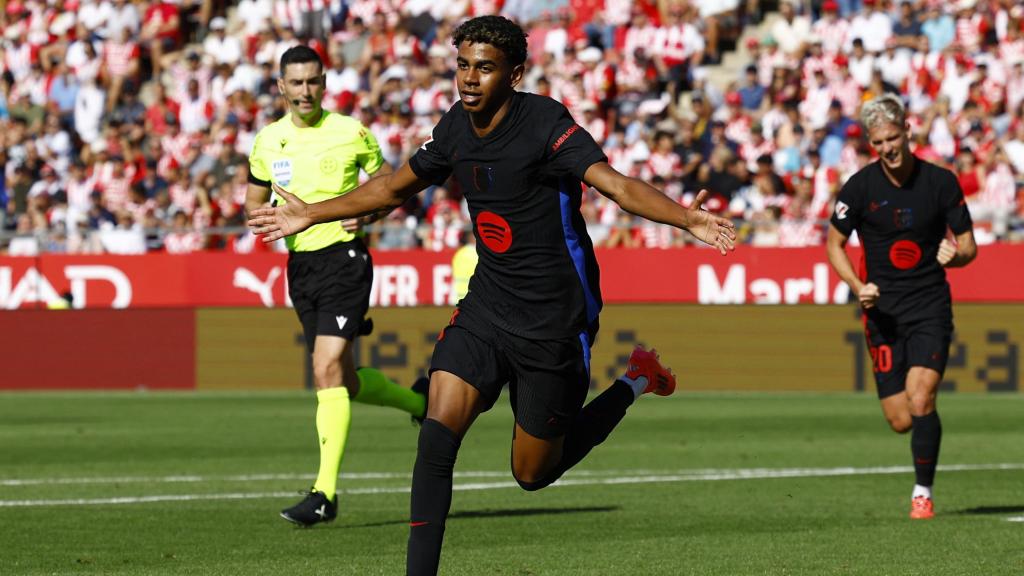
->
[347,0,397,26]
[169,182,197,214]
[956,14,986,54]
[812,18,849,55]
[101,176,132,212]
[102,41,140,78]
[977,163,1017,209]
[164,230,205,254]
[646,151,682,179]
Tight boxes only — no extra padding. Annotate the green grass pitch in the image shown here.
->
[1,391,1022,575]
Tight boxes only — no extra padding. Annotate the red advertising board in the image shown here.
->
[1,245,1021,309]
[0,309,195,389]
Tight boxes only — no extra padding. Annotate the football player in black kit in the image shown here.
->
[826,94,977,520]
[249,15,736,574]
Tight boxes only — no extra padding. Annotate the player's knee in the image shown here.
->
[887,415,912,433]
[513,471,550,492]
[907,397,935,417]
[312,359,341,388]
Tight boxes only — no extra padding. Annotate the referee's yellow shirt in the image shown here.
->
[249,111,384,252]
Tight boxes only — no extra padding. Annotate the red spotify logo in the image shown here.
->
[477,211,512,253]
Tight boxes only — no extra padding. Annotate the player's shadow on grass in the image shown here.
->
[951,505,1024,515]
[345,506,618,529]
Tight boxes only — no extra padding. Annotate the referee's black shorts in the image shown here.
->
[863,309,952,399]
[288,238,372,351]
[430,307,593,439]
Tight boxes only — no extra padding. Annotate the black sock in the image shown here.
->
[518,381,635,491]
[407,418,461,576]
[911,411,942,488]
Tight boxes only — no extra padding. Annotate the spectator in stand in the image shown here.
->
[140,0,182,79]
[73,75,105,145]
[812,0,849,55]
[106,0,141,41]
[164,208,205,253]
[921,3,956,54]
[847,0,892,54]
[771,0,812,57]
[890,0,921,49]
[737,64,767,111]
[203,16,244,66]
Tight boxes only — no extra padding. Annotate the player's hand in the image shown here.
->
[858,282,880,309]
[247,184,313,243]
[688,189,736,255]
[937,238,957,266]
[340,218,362,233]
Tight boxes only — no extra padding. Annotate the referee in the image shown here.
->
[246,45,428,527]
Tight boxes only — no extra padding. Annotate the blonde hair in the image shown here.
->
[860,94,906,131]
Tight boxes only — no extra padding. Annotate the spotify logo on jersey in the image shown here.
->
[477,211,512,253]
[889,240,922,270]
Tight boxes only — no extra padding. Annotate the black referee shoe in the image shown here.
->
[411,376,430,425]
[280,489,337,527]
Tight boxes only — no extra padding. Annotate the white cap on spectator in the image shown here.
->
[578,47,602,63]
[428,45,449,59]
[380,65,408,82]
[210,16,227,30]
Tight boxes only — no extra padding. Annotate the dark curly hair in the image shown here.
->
[452,16,528,67]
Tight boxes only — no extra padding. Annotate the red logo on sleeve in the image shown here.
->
[477,211,512,253]
[551,124,580,152]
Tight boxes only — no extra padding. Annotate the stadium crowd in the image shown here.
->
[1,0,1023,255]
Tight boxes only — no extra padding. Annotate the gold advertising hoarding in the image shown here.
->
[196,306,1021,393]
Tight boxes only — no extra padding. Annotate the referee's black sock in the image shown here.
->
[518,381,635,491]
[910,411,942,487]
[407,418,460,576]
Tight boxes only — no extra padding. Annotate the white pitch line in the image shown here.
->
[4,463,1022,488]
[1007,516,1024,523]
[1,463,1022,508]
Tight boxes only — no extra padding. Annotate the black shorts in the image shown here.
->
[288,239,372,351]
[863,309,952,399]
[430,308,593,439]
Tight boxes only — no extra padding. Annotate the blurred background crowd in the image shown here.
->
[1,0,1023,255]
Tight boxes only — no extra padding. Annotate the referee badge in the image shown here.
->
[272,159,293,187]
[320,157,338,174]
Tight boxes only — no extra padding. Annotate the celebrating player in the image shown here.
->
[826,94,977,520]
[246,45,429,527]
[249,16,735,573]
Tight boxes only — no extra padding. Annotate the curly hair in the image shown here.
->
[452,16,528,67]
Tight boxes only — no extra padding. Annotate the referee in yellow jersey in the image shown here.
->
[246,45,428,526]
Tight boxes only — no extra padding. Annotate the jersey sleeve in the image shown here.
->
[354,123,385,175]
[829,172,864,237]
[940,169,973,235]
[248,130,271,184]
[543,104,607,180]
[408,109,454,185]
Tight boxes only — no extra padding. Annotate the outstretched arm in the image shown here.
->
[582,161,736,254]
[248,162,429,243]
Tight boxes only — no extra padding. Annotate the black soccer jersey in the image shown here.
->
[409,92,607,339]
[830,157,973,321]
